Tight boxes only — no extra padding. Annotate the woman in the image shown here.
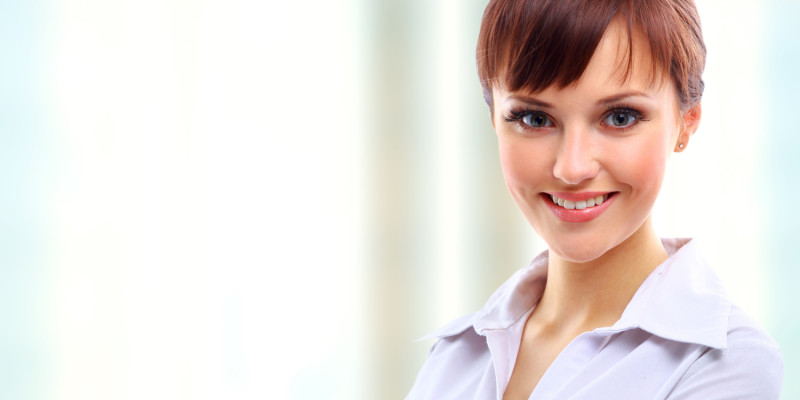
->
[407,0,783,399]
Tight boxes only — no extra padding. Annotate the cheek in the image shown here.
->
[498,139,551,192]
[631,156,667,196]
[610,135,671,197]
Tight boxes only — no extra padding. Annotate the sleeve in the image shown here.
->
[666,336,783,399]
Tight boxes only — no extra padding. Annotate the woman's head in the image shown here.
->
[477,0,705,112]
[478,0,705,263]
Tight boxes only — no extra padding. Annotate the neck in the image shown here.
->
[536,218,668,333]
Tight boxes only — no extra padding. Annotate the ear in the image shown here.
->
[675,103,702,152]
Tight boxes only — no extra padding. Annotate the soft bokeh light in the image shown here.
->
[0,1,796,399]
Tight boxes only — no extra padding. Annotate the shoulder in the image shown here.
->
[415,312,488,368]
[667,305,783,399]
[727,305,781,354]
[407,313,493,399]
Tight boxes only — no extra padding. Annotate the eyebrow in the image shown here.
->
[595,91,653,105]
[505,91,653,108]
[505,95,553,108]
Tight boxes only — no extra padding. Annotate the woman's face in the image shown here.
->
[491,21,699,263]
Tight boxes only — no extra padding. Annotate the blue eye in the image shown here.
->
[522,112,552,128]
[503,109,555,130]
[605,110,638,128]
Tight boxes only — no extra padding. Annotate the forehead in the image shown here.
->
[577,18,664,91]
[496,17,670,99]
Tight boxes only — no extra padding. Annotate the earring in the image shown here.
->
[679,143,685,149]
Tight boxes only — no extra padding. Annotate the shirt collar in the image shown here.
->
[464,238,730,349]
[471,251,549,334]
[419,252,549,341]
[606,238,731,349]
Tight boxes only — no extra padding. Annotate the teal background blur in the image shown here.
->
[0,0,797,399]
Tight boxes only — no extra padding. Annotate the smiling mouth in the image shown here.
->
[549,193,612,210]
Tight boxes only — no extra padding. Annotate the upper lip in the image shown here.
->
[546,191,614,201]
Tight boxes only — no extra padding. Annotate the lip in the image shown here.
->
[547,191,611,202]
[543,192,617,223]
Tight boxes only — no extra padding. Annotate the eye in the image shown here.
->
[503,109,555,131]
[604,109,640,128]
[522,112,553,128]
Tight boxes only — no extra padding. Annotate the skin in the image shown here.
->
[495,19,702,400]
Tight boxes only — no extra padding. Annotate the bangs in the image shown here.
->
[477,0,703,109]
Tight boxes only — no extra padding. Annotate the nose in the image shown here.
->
[552,126,600,185]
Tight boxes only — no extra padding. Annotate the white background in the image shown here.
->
[0,0,797,398]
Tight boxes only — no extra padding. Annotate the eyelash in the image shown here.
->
[503,104,649,132]
[604,104,649,128]
[503,108,541,124]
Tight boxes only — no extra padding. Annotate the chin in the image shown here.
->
[550,246,608,264]
[544,235,617,264]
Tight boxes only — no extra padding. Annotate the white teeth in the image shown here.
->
[549,194,611,210]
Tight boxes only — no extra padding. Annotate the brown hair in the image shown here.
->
[477,0,706,111]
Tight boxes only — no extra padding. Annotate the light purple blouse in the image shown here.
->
[407,238,783,399]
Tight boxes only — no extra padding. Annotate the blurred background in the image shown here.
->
[0,0,797,398]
